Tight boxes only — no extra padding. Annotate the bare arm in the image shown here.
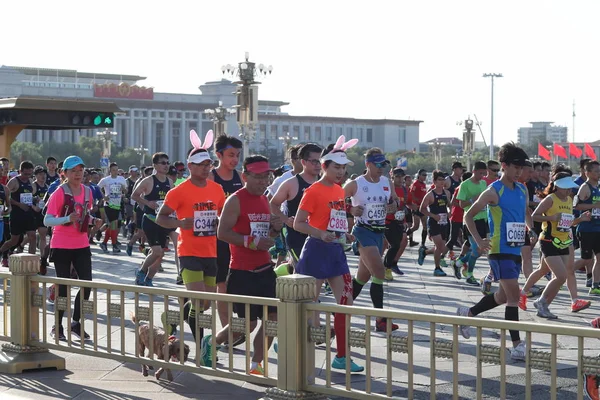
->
[293,208,334,242]
[523,187,535,232]
[531,196,556,222]
[464,187,498,251]
[155,204,183,230]
[217,195,244,246]
[419,192,435,219]
[575,185,598,211]
[131,177,157,210]
[343,180,364,217]
[270,179,294,227]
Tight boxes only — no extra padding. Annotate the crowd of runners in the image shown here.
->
[3,131,600,395]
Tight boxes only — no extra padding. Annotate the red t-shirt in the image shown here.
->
[449,187,464,222]
[410,180,427,206]
[229,188,272,271]
[484,176,496,186]
[386,186,407,224]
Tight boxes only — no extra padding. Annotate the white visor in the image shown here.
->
[320,151,354,166]
[554,176,578,190]
[187,151,212,164]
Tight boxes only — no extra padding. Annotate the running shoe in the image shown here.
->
[39,258,47,276]
[480,277,492,295]
[1,258,7,268]
[533,299,558,319]
[544,272,552,281]
[99,242,109,253]
[112,245,121,254]
[587,278,593,288]
[390,264,404,276]
[145,277,154,287]
[48,284,56,303]
[452,260,461,280]
[200,335,213,367]
[511,342,527,361]
[323,282,333,295]
[70,321,90,340]
[95,231,102,241]
[584,374,600,400]
[518,293,527,311]
[409,240,419,247]
[571,299,591,313]
[433,268,447,277]
[465,276,478,286]
[126,244,133,256]
[134,270,146,286]
[439,259,448,268]
[448,251,455,260]
[418,246,426,265]
[591,317,600,329]
[352,241,359,256]
[456,306,471,339]
[331,356,364,373]
[375,319,399,332]
[589,287,600,296]
[384,268,394,281]
[250,363,264,375]
[50,325,66,341]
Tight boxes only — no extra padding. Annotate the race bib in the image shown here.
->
[533,194,541,204]
[592,208,600,219]
[250,221,270,238]
[438,213,448,225]
[193,210,218,236]
[108,184,122,207]
[328,209,348,233]
[557,213,574,232]
[394,210,405,221]
[506,222,526,247]
[365,203,386,224]
[37,200,45,209]
[0,205,4,214]
[20,193,32,206]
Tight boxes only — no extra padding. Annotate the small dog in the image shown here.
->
[131,313,190,381]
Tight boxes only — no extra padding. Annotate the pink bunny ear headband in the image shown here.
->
[320,135,358,166]
[188,130,214,164]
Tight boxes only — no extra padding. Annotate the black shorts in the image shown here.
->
[580,231,600,260]
[413,210,424,218]
[285,227,307,262]
[142,215,169,248]
[124,203,134,219]
[464,219,489,239]
[105,206,121,223]
[405,210,413,225]
[427,221,449,240]
[179,256,218,276]
[226,267,277,320]
[540,240,570,257]
[33,211,45,229]
[573,227,580,250]
[10,211,36,236]
[216,239,231,284]
[533,221,543,236]
[135,206,144,229]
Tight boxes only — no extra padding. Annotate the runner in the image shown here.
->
[32,166,49,274]
[173,161,187,186]
[345,147,398,331]
[294,137,364,372]
[574,158,593,285]
[407,169,428,248]
[457,142,533,361]
[97,162,128,253]
[418,170,451,276]
[484,160,501,185]
[384,167,409,277]
[574,160,600,295]
[267,144,303,200]
[520,172,591,316]
[45,157,60,185]
[447,172,472,276]
[126,167,153,256]
[124,166,139,239]
[0,169,11,267]
[84,169,103,244]
[0,161,37,257]
[270,143,322,273]
[518,161,537,282]
[445,162,464,193]
[44,155,102,341]
[202,155,283,373]
[156,130,225,342]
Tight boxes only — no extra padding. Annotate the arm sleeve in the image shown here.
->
[44,214,70,227]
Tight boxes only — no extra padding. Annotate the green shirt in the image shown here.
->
[175,177,187,186]
[456,179,487,221]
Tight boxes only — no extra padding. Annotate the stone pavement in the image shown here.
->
[0,235,599,399]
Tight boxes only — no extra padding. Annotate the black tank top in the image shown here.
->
[126,178,136,198]
[287,174,311,217]
[46,172,59,186]
[0,184,6,208]
[212,169,243,198]
[33,182,48,208]
[429,189,448,215]
[12,177,33,214]
[448,176,460,193]
[143,175,171,216]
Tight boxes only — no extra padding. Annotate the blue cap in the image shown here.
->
[63,155,85,171]
[366,154,390,165]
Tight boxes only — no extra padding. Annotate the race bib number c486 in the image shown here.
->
[557,213,575,232]
[193,210,217,236]
[506,222,526,247]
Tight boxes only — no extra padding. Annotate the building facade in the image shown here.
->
[0,66,422,163]
[518,121,568,147]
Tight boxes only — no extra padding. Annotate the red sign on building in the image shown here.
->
[93,83,154,100]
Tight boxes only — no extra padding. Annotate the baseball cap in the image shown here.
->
[366,154,391,165]
[452,162,464,170]
[63,155,85,171]
[168,166,177,176]
[129,165,139,172]
[320,150,354,166]
[392,167,406,176]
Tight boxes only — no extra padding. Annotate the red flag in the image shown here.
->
[538,143,551,161]
[585,143,598,160]
[553,143,567,159]
[569,143,582,158]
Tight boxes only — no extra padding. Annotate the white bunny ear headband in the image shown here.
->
[320,135,358,166]
[188,130,214,164]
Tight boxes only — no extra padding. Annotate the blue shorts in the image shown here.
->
[352,225,384,254]
[488,256,522,281]
[296,237,350,280]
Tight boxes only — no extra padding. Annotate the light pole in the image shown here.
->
[96,129,118,175]
[221,52,273,159]
[431,140,442,171]
[457,117,475,170]
[483,73,503,160]
[134,146,148,166]
[204,101,236,137]
[278,132,298,161]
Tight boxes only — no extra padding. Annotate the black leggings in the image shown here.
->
[384,222,405,268]
[52,247,92,326]
[446,221,462,251]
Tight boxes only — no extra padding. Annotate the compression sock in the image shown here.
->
[470,293,499,316]
[352,277,366,300]
[505,306,521,342]
[370,278,384,309]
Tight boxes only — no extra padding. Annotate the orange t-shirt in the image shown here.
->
[164,179,225,258]
[298,181,347,232]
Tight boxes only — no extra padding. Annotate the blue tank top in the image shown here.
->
[488,180,527,256]
[577,182,600,233]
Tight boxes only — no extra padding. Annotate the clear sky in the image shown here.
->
[4,0,598,145]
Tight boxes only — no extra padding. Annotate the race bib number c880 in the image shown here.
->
[506,222,526,247]
[193,210,217,236]
[557,213,575,232]
[250,221,270,238]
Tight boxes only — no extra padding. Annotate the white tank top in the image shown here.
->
[351,175,390,228]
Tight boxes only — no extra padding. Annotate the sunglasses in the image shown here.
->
[304,159,320,166]
[490,169,500,173]
[373,162,388,168]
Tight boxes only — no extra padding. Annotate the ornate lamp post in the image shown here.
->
[221,52,273,159]
[278,132,298,160]
[134,146,148,166]
[96,129,118,174]
[204,101,236,137]
[431,140,442,171]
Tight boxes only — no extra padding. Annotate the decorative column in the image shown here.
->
[0,254,65,373]
[262,274,325,400]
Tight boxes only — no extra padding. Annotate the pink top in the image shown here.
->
[46,184,92,249]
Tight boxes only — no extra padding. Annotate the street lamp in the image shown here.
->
[204,101,236,137]
[96,129,118,174]
[134,146,149,166]
[278,132,298,160]
[430,140,442,171]
[457,117,476,170]
[483,73,503,160]
[221,52,273,159]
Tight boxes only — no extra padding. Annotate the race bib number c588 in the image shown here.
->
[365,203,386,225]
[506,222,526,247]
[20,193,32,206]
[193,210,217,236]
[250,221,270,238]
[557,213,575,232]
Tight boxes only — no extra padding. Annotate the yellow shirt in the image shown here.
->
[541,193,573,249]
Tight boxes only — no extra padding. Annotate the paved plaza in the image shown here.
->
[0,237,598,399]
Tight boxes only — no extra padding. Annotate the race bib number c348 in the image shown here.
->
[557,213,575,232]
[193,210,217,236]
[506,222,526,247]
